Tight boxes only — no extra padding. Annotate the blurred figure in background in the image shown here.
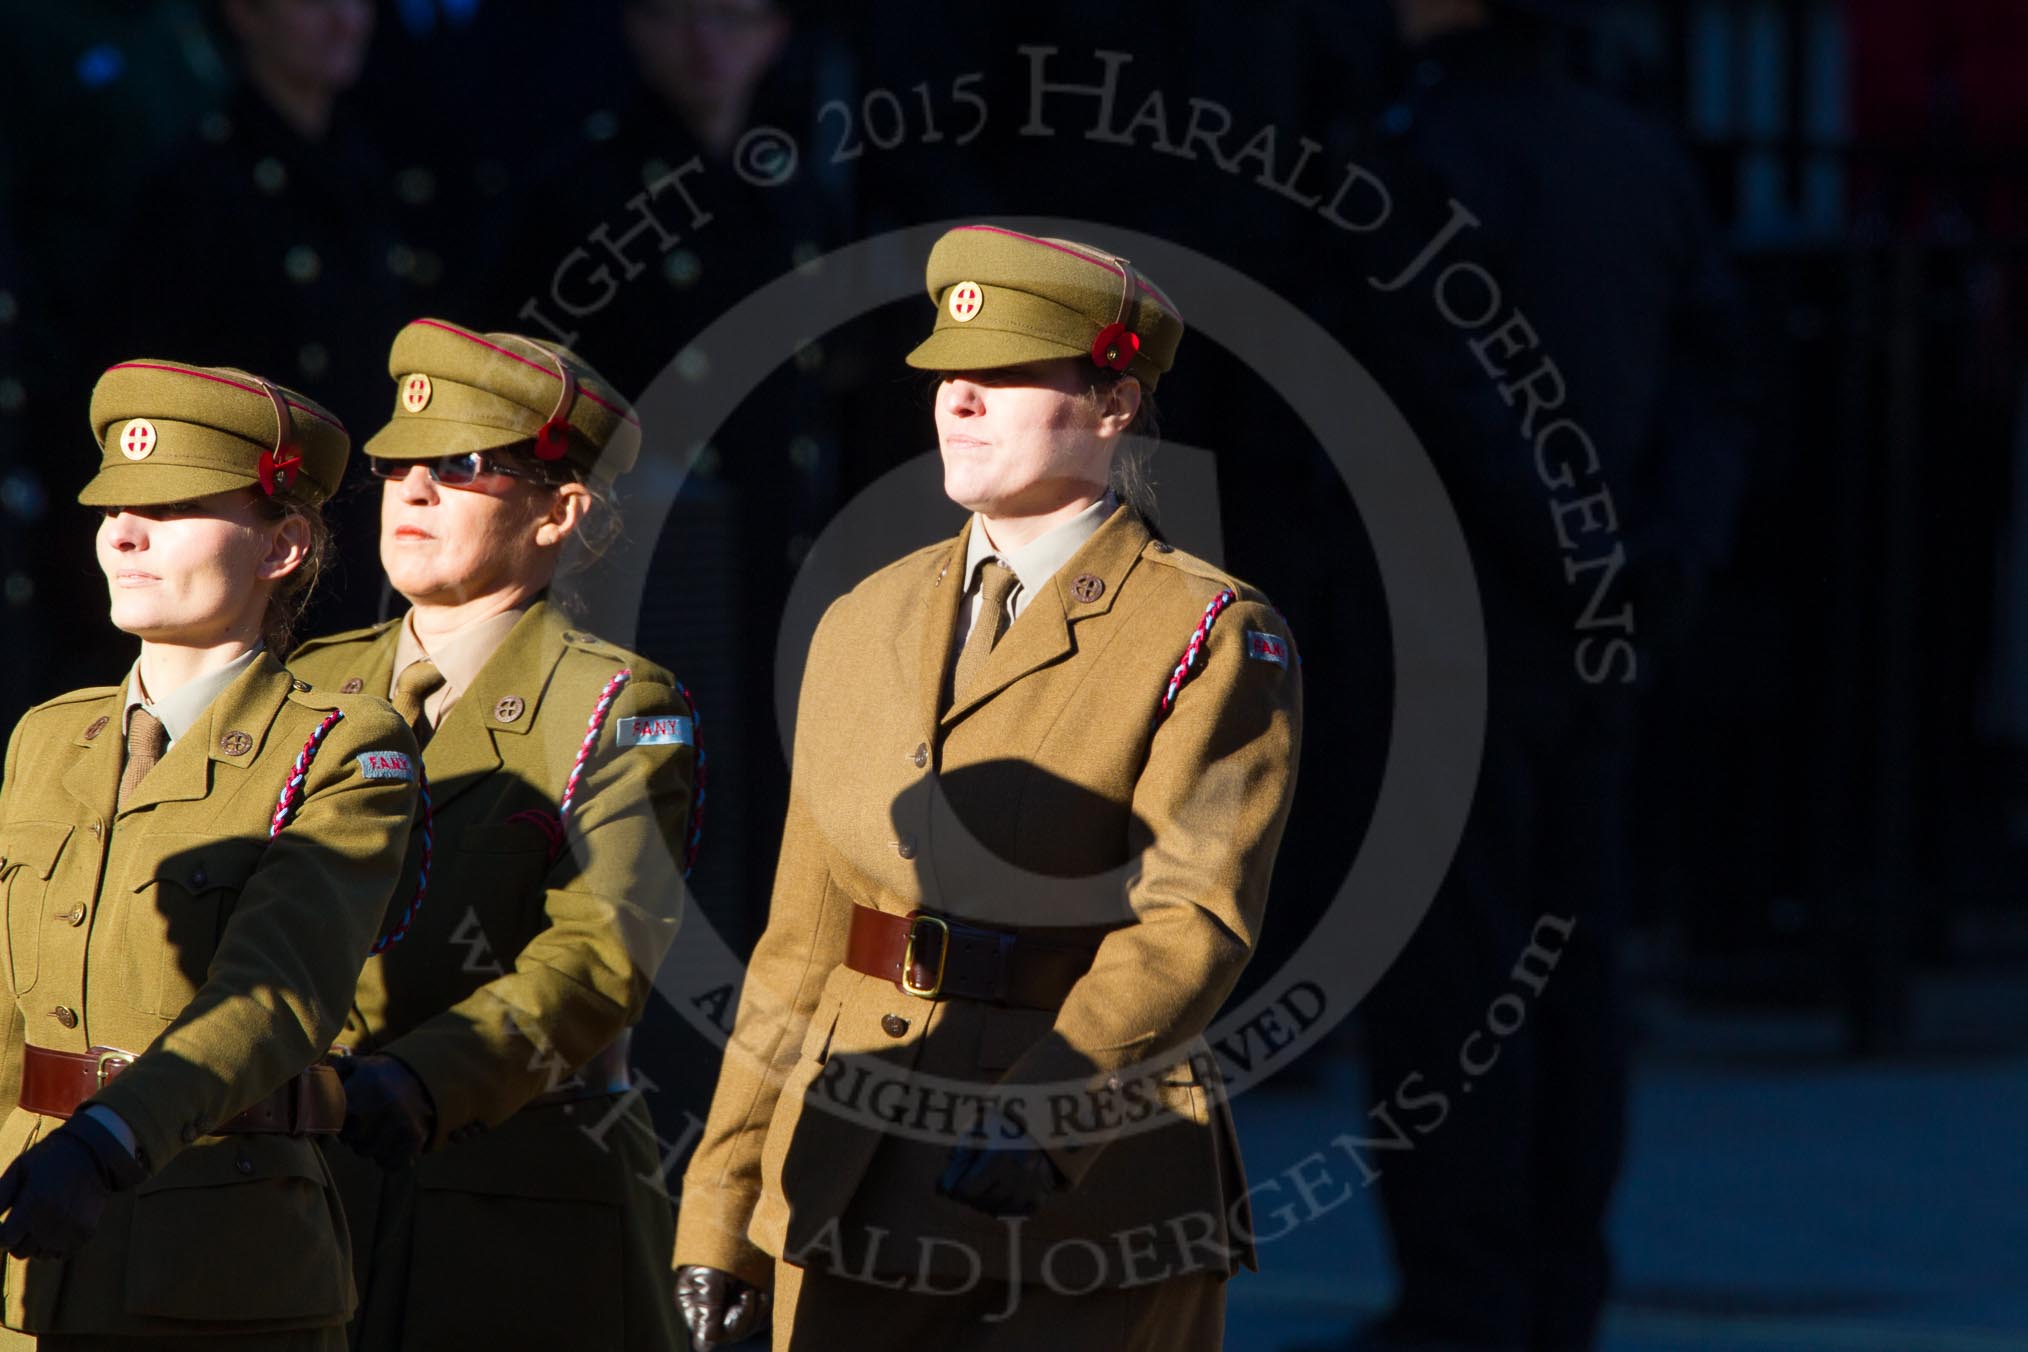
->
[0,0,242,710]
[497,0,844,393]
[1330,1,1750,1348]
[101,0,418,631]
[628,0,792,163]
[493,0,858,1148]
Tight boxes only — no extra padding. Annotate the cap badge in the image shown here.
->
[119,419,157,461]
[401,373,433,413]
[948,281,983,323]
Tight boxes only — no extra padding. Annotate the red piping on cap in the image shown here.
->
[948,225,1183,320]
[102,363,348,433]
[409,319,642,429]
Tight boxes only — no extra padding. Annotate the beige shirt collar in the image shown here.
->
[123,647,263,748]
[390,604,528,726]
[962,492,1115,631]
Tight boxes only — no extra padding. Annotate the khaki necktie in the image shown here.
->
[117,708,168,813]
[391,659,446,748]
[952,560,1021,706]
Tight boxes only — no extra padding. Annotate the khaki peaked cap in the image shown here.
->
[366,318,641,480]
[80,360,348,507]
[905,225,1185,389]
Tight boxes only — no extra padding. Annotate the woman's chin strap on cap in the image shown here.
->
[256,379,303,496]
[534,347,578,462]
[1090,256,1142,374]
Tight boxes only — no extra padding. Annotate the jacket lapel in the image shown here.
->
[423,601,566,814]
[61,694,125,825]
[123,655,293,819]
[909,525,970,745]
[940,505,1148,727]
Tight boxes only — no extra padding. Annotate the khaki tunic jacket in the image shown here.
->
[286,601,694,1352]
[675,505,1303,1292]
[0,655,419,1340]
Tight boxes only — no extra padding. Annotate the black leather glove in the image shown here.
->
[335,1053,437,1170]
[937,1118,1067,1218]
[675,1264,769,1348]
[0,1114,146,1259]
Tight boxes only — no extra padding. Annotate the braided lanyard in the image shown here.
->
[1157,589,1237,719]
[558,668,631,824]
[267,710,434,954]
[507,669,707,879]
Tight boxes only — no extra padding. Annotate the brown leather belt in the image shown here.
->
[20,1046,345,1136]
[845,905,1100,1009]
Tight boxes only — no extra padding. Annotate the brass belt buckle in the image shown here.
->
[93,1048,134,1089]
[901,913,950,999]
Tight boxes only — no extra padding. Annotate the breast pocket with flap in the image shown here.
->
[119,833,264,1017]
[0,822,75,996]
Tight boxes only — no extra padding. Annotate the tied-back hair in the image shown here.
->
[495,445,626,621]
[1095,372,1162,528]
[248,491,332,658]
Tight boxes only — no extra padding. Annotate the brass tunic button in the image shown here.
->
[1153,541,1174,554]
[341,678,364,694]
[234,1150,254,1176]
[188,866,208,888]
[60,905,85,927]
[89,822,103,837]
[911,743,928,769]
[51,1005,77,1029]
[83,716,108,740]
[881,1013,910,1038]
[894,837,917,861]
[293,680,311,693]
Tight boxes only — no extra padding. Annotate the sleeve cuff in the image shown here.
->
[673,1180,774,1290]
[80,1105,139,1159]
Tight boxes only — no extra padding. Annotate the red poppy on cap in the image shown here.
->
[258,444,302,496]
[533,419,571,461]
[1091,322,1139,373]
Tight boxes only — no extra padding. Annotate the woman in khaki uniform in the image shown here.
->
[675,227,1304,1349]
[285,319,694,1351]
[0,360,422,1349]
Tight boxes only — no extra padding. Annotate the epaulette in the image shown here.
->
[25,684,122,715]
[289,617,400,658]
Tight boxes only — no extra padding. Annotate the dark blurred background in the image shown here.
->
[2,2,2022,1348]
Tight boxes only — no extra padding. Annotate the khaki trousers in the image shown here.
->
[774,1259,1226,1351]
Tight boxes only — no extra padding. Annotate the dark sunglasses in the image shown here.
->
[368,451,564,488]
